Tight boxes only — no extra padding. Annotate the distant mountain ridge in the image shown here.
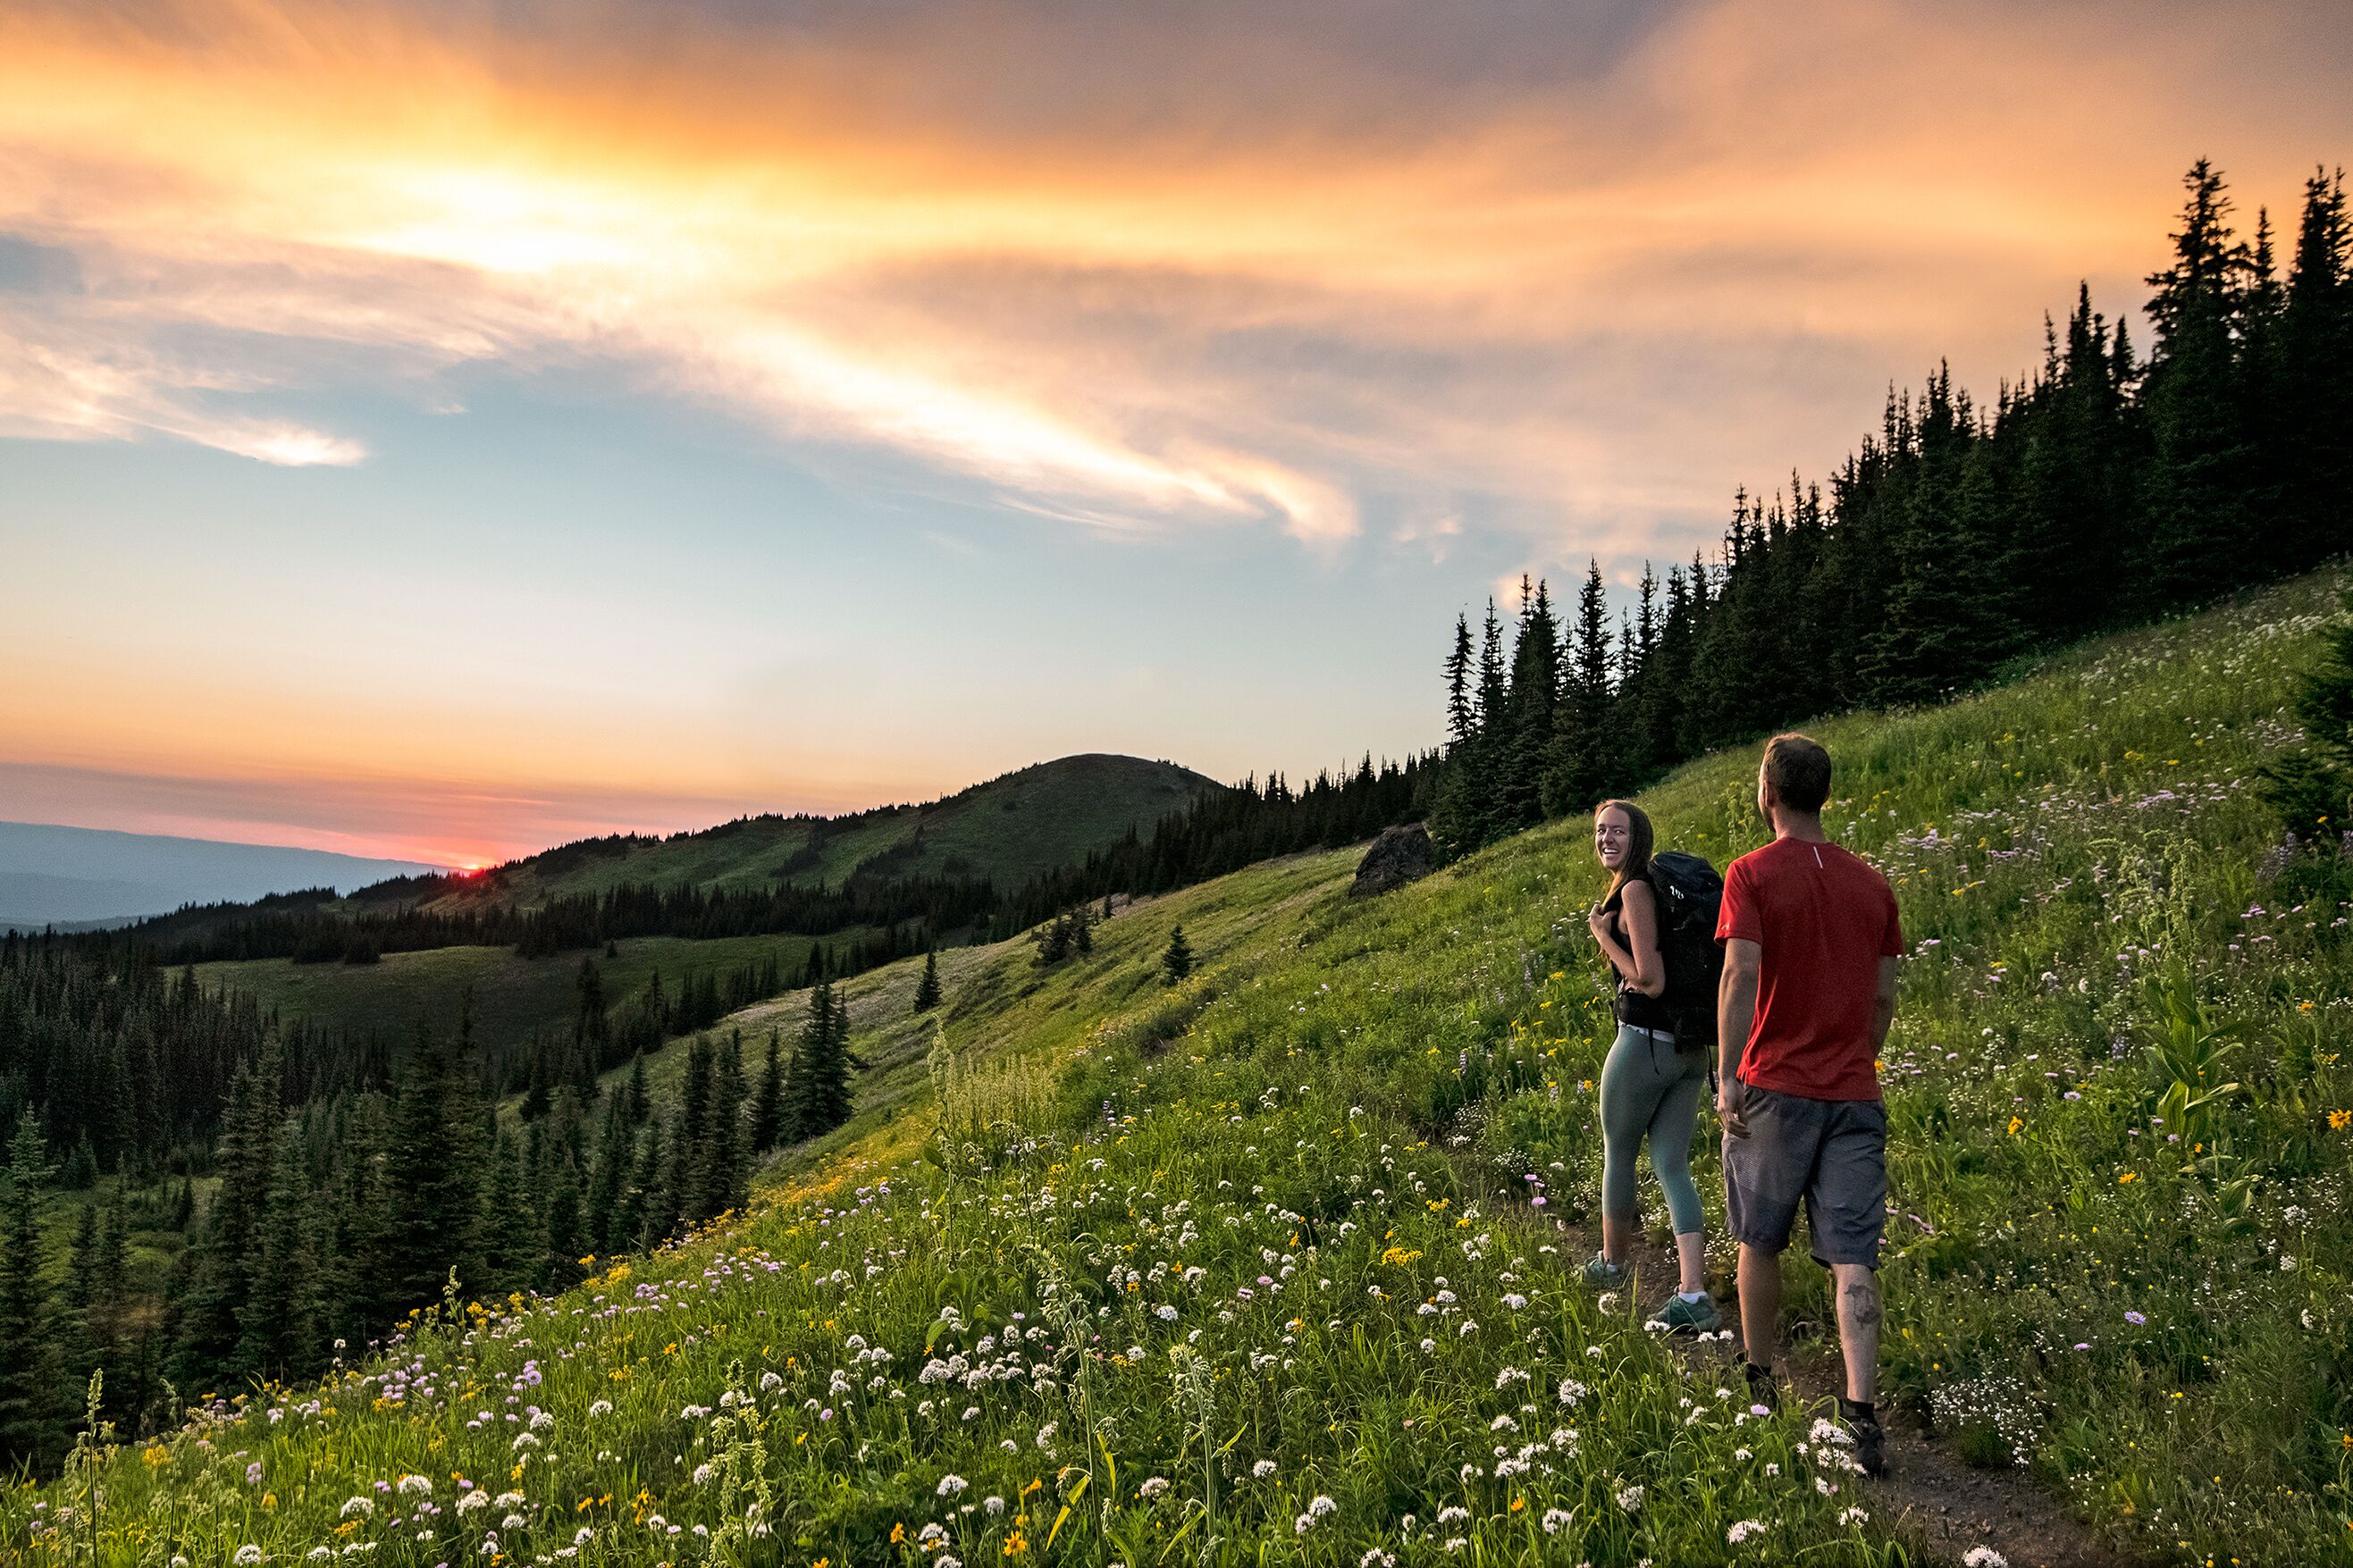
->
[390,752,1225,913]
[97,755,1226,952]
[0,821,438,931]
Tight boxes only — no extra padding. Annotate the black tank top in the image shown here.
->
[1601,882,1677,1031]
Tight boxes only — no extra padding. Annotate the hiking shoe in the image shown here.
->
[1743,1359,1782,1413]
[1838,1400,1888,1479]
[1644,1292,1722,1335]
[1578,1252,1628,1290]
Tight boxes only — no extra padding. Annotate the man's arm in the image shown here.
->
[1870,953,1898,1049]
[1717,937,1761,1136]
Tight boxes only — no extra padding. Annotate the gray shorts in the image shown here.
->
[1723,1083,1887,1268]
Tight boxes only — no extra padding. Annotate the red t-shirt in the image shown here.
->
[1714,835,1902,1102]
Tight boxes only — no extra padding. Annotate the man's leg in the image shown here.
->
[1723,1085,1807,1380]
[1831,1262,1879,1404]
[1736,1243,1782,1367]
[1811,1101,1890,1476]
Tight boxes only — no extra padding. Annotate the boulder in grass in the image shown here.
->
[1350,823,1435,897]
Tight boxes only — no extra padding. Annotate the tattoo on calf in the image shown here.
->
[1839,1279,1883,1330]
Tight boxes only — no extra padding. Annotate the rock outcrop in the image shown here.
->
[1349,822,1435,897]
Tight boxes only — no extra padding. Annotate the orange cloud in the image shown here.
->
[13,0,2340,553]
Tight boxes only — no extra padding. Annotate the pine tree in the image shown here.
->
[1442,612,1475,747]
[1431,606,1500,855]
[65,1205,99,1319]
[319,1092,392,1347]
[2280,167,2351,567]
[53,1203,100,1391]
[0,1109,60,1471]
[631,1120,676,1249]
[583,1097,629,1260]
[709,1032,750,1217]
[2139,159,2257,607]
[574,958,608,1069]
[912,950,942,1012]
[784,979,854,1142]
[674,1036,717,1219]
[1035,915,1072,966]
[234,1117,321,1383]
[625,1053,650,1126]
[1500,577,1559,830]
[1161,924,1194,985]
[542,1155,585,1289]
[172,1038,281,1384]
[483,1132,541,1294]
[1543,560,1615,814]
[384,1013,484,1311]
[751,1030,785,1152]
[61,1134,97,1192]
[92,1208,128,1327]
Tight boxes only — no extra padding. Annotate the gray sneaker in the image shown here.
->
[1578,1252,1628,1289]
[1645,1292,1722,1335]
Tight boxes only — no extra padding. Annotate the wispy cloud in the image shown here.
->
[7,0,2340,545]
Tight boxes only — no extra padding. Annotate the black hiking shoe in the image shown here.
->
[1838,1397,1887,1479]
[1743,1360,1780,1413]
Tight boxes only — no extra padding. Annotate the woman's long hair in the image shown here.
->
[1595,798,1655,903]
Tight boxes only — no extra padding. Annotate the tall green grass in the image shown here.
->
[9,574,2349,1567]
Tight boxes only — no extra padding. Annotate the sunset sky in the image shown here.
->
[3,0,2348,867]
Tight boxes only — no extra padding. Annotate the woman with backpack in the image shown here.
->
[1580,799,1721,1333]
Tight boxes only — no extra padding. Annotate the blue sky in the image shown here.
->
[1,0,2347,862]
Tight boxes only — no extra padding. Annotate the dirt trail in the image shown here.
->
[1458,1150,2142,1568]
[1617,1231,2140,1568]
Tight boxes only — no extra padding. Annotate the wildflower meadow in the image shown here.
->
[7,572,2352,1565]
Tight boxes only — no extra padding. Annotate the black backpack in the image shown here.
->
[1646,851,1724,1046]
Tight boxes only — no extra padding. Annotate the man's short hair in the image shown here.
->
[1762,733,1832,813]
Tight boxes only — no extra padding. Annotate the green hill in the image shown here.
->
[13,574,2350,1567]
[192,753,1220,1059]
[406,752,1223,910]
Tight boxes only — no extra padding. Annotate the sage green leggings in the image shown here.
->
[1599,1021,1707,1237]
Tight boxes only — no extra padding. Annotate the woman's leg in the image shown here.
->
[1597,1024,1666,1262]
[1648,1049,1710,1292]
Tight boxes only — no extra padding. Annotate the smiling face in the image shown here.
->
[1593,805,1632,871]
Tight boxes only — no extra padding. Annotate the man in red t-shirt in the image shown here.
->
[1715,733,1901,1475]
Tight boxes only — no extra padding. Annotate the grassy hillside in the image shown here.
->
[186,754,1218,1056]
[200,932,836,1061]
[13,574,2352,1567]
[412,753,1222,911]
